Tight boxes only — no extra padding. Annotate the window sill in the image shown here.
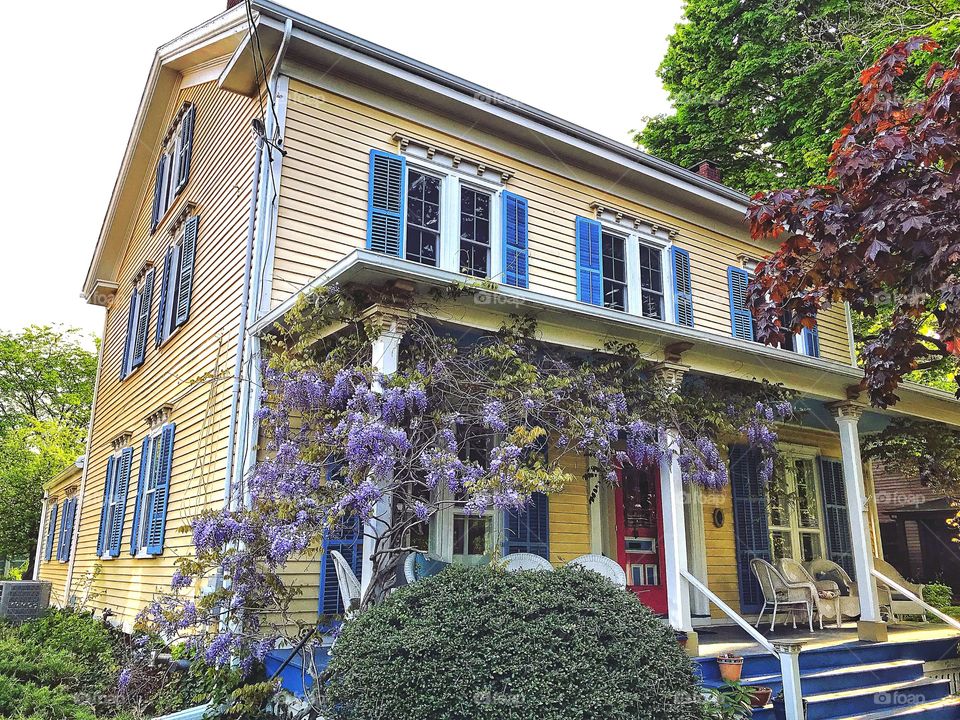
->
[134,550,160,559]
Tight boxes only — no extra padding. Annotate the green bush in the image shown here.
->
[923,582,954,610]
[322,565,702,720]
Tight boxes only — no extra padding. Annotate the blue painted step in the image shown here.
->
[696,635,960,720]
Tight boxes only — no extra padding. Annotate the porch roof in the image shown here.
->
[253,249,960,429]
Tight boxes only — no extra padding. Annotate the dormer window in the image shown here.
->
[151,102,196,231]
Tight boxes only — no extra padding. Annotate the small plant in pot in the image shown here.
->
[744,686,772,708]
[717,652,744,683]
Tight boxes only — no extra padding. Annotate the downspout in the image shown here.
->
[32,493,49,580]
[231,17,293,512]
[63,309,109,599]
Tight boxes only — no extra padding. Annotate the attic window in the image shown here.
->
[150,102,196,232]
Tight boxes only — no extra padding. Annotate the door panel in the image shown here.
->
[615,464,667,614]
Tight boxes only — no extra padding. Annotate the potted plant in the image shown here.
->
[772,691,808,720]
[717,652,744,683]
[744,686,772,708]
[703,683,753,720]
[675,630,688,649]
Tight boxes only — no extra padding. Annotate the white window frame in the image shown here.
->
[154,107,191,226]
[133,426,163,558]
[597,218,674,323]
[402,155,505,281]
[767,444,827,563]
[429,484,504,564]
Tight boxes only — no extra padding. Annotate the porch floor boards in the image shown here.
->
[695,621,960,658]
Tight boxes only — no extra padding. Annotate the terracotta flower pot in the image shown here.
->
[717,654,744,683]
[747,686,772,708]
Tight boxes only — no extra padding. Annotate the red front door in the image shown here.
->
[615,464,668,615]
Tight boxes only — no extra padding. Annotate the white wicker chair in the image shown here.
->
[803,558,865,622]
[874,557,928,622]
[329,550,361,616]
[780,558,843,629]
[502,552,554,572]
[750,558,815,632]
[568,554,627,589]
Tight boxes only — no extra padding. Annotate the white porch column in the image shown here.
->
[359,308,410,600]
[654,362,698,655]
[829,401,887,642]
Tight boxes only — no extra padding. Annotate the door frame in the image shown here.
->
[767,444,827,564]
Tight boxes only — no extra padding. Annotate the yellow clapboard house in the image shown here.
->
[38,2,960,691]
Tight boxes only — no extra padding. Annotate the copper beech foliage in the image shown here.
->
[746,37,960,407]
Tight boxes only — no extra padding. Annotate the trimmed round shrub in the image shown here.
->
[322,565,703,719]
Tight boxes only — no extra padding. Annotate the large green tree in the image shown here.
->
[639,0,960,195]
[0,327,96,571]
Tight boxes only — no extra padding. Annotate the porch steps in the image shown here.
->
[696,636,960,720]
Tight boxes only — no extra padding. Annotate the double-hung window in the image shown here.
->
[151,102,196,231]
[728,264,820,357]
[156,215,199,345]
[97,446,134,559]
[366,147,530,288]
[601,231,627,311]
[577,215,689,325]
[130,422,176,557]
[459,186,492,278]
[638,244,665,320]
[405,169,441,266]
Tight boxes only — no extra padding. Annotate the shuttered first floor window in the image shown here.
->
[97,447,134,558]
[130,423,176,557]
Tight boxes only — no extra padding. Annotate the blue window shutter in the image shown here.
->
[130,436,150,555]
[151,155,167,232]
[59,499,76,562]
[502,191,529,288]
[503,492,550,560]
[727,267,754,340]
[131,268,155,371]
[819,458,854,577]
[366,150,405,256]
[319,515,362,616]
[803,326,820,358]
[44,503,58,562]
[671,247,695,327]
[175,103,196,195]
[729,446,770,612]
[56,500,68,562]
[97,457,115,557]
[146,424,175,555]
[575,217,602,305]
[109,447,134,557]
[155,249,172,346]
[121,291,137,379]
[175,216,199,328]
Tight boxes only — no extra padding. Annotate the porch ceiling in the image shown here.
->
[255,249,960,429]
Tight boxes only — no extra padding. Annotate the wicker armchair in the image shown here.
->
[750,558,816,632]
[873,557,927,622]
[780,558,845,629]
[803,559,867,622]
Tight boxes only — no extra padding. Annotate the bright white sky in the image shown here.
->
[0,0,684,338]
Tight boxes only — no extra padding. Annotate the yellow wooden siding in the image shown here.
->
[549,453,592,565]
[68,79,258,626]
[37,467,82,608]
[271,79,852,365]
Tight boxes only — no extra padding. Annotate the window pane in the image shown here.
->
[467,517,488,555]
[799,532,821,562]
[453,515,465,555]
[406,170,441,266]
[459,186,491,278]
[795,459,820,529]
[639,244,664,319]
[601,232,627,311]
[770,530,793,562]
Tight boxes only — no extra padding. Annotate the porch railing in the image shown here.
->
[682,570,805,720]
[872,569,960,632]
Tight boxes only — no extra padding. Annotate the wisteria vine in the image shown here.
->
[135,286,795,683]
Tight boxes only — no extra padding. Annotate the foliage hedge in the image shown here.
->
[322,565,703,720]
